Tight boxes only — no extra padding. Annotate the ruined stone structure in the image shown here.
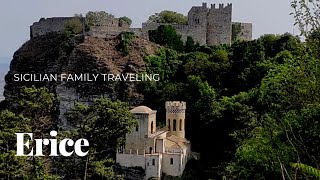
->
[30,17,86,38]
[29,3,252,46]
[232,22,252,41]
[116,101,191,179]
[142,3,252,46]
[86,17,131,38]
[30,16,131,38]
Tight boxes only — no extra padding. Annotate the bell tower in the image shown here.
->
[165,101,186,138]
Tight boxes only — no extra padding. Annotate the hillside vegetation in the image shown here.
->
[1,1,320,179]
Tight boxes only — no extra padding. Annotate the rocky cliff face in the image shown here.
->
[4,33,159,127]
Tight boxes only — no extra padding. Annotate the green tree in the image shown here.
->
[64,18,83,37]
[60,98,137,179]
[0,86,59,179]
[291,0,320,37]
[0,110,29,179]
[227,53,320,179]
[86,11,114,27]
[148,10,187,24]
[119,16,132,26]
[149,25,184,51]
[185,36,196,53]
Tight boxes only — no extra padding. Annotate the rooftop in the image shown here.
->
[131,105,153,114]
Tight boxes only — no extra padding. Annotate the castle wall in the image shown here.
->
[116,151,146,168]
[141,23,194,45]
[86,18,130,38]
[145,154,162,179]
[171,24,192,44]
[87,25,130,38]
[30,17,85,38]
[232,22,252,41]
[141,22,162,35]
[130,28,143,37]
[206,4,232,45]
[30,3,251,47]
[125,114,150,151]
[162,153,183,176]
[187,3,209,45]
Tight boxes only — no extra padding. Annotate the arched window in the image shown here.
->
[152,159,155,165]
[136,124,139,131]
[168,119,171,130]
[180,119,182,131]
[149,147,153,154]
[151,121,154,134]
[170,158,173,165]
[173,119,176,131]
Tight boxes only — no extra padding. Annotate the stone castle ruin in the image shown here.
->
[30,3,252,46]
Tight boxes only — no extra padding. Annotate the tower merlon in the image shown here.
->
[202,2,207,8]
[165,101,186,110]
[210,3,232,10]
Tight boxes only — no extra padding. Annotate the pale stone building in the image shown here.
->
[116,101,191,179]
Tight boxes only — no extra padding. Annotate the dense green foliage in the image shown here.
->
[140,28,320,179]
[0,86,59,179]
[64,18,83,37]
[149,25,184,52]
[56,98,137,179]
[117,32,135,55]
[0,86,137,179]
[148,10,188,24]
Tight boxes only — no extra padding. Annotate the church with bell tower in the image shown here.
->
[116,101,191,180]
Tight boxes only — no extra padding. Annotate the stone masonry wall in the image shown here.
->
[232,22,252,41]
[30,3,253,45]
[206,4,232,46]
[141,3,251,46]
[187,3,209,45]
[30,17,85,38]
[30,16,131,38]
[141,22,205,45]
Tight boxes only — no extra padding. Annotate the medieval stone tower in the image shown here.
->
[187,3,209,46]
[187,3,233,46]
[166,101,186,138]
[207,3,232,45]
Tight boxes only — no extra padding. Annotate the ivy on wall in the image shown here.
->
[232,23,242,42]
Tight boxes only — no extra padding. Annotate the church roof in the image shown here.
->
[131,106,153,114]
[167,135,189,144]
[166,135,190,148]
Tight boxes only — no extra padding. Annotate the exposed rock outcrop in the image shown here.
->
[4,33,160,127]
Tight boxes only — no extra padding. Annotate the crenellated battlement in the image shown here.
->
[210,3,232,10]
[165,101,186,110]
[29,2,251,46]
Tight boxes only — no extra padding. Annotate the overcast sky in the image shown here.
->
[0,0,296,61]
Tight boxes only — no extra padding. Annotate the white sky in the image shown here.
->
[0,0,297,61]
